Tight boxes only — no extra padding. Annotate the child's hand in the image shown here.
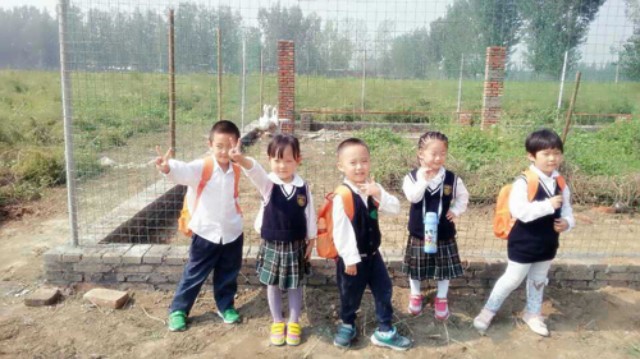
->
[549,195,563,210]
[446,210,457,222]
[554,218,569,233]
[345,264,357,276]
[358,176,381,201]
[228,138,243,163]
[154,146,172,174]
[305,238,315,260]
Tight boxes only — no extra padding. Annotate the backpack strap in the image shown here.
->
[232,163,242,214]
[523,169,539,202]
[193,156,214,211]
[334,185,354,220]
[523,169,566,201]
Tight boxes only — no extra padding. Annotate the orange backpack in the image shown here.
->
[178,157,242,237]
[493,169,566,240]
[316,185,355,259]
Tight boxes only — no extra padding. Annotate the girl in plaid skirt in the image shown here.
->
[401,131,469,320]
[230,134,317,347]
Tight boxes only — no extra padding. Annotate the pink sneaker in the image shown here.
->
[434,297,450,321]
[407,295,423,315]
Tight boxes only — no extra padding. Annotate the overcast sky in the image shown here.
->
[2,0,636,64]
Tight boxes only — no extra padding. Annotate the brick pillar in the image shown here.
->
[278,41,295,134]
[481,47,506,128]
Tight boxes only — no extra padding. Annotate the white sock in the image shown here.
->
[437,280,449,299]
[409,278,421,296]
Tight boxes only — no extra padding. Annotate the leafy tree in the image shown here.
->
[518,0,606,77]
[619,28,640,80]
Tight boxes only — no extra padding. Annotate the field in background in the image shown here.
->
[1,70,639,210]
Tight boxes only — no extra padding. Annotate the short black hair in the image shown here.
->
[210,120,240,141]
[337,138,370,157]
[525,128,564,154]
[267,134,301,160]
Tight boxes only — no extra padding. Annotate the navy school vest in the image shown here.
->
[260,183,308,243]
[407,169,457,241]
[508,177,562,263]
[346,185,381,256]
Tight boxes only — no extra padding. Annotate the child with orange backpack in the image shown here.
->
[401,131,469,320]
[473,128,575,337]
[154,120,244,332]
[330,138,411,351]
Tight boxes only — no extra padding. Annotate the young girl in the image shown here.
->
[230,134,317,346]
[401,131,469,320]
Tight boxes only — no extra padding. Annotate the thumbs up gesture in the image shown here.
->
[154,146,173,174]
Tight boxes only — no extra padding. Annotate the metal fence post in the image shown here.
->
[57,0,79,246]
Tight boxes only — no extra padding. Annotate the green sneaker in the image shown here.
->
[168,310,187,332]
[217,308,240,324]
[370,327,412,351]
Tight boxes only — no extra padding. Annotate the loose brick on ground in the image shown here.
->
[83,288,129,309]
[24,288,61,307]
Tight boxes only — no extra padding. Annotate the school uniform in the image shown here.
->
[401,167,469,281]
[244,158,317,290]
[508,165,575,263]
[165,156,244,315]
[332,180,400,332]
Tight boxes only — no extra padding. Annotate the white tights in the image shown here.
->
[484,260,552,315]
[409,279,449,298]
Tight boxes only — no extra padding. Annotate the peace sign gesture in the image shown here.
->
[358,175,381,201]
[228,137,243,163]
[154,146,173,174]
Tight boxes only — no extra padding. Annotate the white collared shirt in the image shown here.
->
[243,158,317,240]
[165,156,243,244]
[509,164,575,230]
[402,167,469,216]
[332,179,401,266]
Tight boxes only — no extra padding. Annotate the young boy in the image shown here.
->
[331,138,412,350]
[473,128,575,337]
[155,120,244,332]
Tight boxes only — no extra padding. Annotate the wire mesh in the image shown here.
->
[59,0,639,259]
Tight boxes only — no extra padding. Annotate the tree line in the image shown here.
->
[1,1,639,80]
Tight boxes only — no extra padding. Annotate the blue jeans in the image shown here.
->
[169,233,243,315]
[336,252,393,332]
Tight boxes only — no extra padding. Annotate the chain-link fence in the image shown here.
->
[58,0,639,258]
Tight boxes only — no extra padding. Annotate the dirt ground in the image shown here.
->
[0,188,639,358]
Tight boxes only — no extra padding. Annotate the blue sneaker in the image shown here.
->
[333,323,357,348]
[370,326,412,351]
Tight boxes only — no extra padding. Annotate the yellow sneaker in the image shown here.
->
[286,322,302,346]
[270,322,286,346]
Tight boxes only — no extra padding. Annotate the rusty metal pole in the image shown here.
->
[562,71,582,144]
[168,9,176,156]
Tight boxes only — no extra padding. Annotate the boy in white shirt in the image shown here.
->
[331,138,412,351]
[155,120,244,332]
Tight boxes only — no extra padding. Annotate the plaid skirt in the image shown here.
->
[401,234,464,281]
[256,239,308,290]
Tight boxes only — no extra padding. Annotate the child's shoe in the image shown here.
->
[286,322,302,346]
[333,323,357,348]
[473,308,495,335]
[370,326,412,351]
[434,297,450,321]
[217,307,240,324]
[522,312,549,337]
[270,322,286,346]
[167,310,187,332]
[407,295,423,315]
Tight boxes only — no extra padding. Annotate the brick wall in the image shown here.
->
[278,40,295,134]
[44,245,640,291]
[481,47,506,128]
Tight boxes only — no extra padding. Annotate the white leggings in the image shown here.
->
[484,260,552,315]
